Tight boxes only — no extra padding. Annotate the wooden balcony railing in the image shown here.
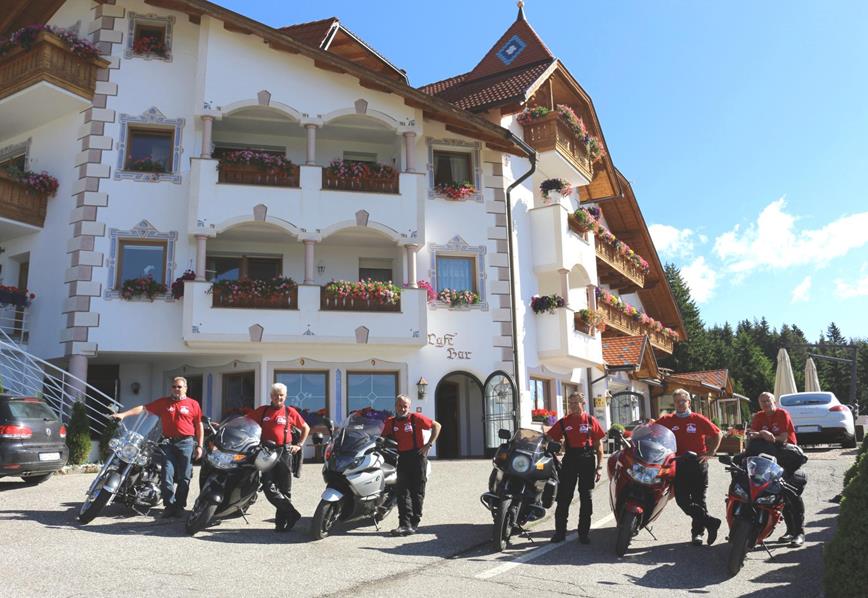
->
[321,170,400,194]
[320,288,401,312]
[0,171,48,227]
[211,285,298,309]
[0,31,108,103]
[595,241,647,290]
[597,301,675,353]
[217,163,300,187]
[649,328,675,354]
[522,112,593,181]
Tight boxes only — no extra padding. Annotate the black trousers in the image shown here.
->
[396,451,427,527]
[261,450,299,520]
[674,455,715,536]
[555,450,597,536]
[781,469,806,535]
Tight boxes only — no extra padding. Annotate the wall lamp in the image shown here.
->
[416,377,428,400]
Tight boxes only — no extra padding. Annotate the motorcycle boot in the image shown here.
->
[550,530,566,543]
[283,506,301,532]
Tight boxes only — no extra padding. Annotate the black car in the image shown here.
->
[0,395,68,484]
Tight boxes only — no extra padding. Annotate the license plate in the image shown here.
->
[38,452,61,461]
[797,425,820,433]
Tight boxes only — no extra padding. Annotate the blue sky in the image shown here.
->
[219,1,868,340]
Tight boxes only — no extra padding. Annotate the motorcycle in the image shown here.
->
[185,414,278,535]
[607,423,677,556]
[720,451,793,576]
[310,411,400,540]
[78,412,162,523]
[480,428,560,552]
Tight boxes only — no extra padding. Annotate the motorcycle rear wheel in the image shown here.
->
[185,502,218,536]
[78,488,111,524]
[493,497,516,552]
[615,511,639,557]
[727,518,752,576]
[311,500,341,540]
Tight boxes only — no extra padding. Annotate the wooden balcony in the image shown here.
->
[0,170,47,228]
[211,285,298,309]
[217,163,300,187]
[322,170,399,194]
[598,301,675,354]
[522,112,593,184]
[595,241,647,292]
[320,287,401,312]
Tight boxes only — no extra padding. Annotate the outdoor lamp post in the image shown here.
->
[416,377,428,400]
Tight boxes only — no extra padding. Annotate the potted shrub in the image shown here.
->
[539,178,571,202]
[120,276,168,301]
[434,182,476,201]
[1,165,59,196]
[577,308,606,333]
[0,284,35,307]
[438,288,480,308]
[170,270,196,300]
[530,294,565,315]
[531,408,557,424]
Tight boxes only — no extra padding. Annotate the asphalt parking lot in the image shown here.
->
[0,447,853,598]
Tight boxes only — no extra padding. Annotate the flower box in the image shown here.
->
[320,291,401,313]
[320,280,402,312]
[322,160,399,194]
[0,285,34,307]
[218,162,300,187]
[209,277,298,309]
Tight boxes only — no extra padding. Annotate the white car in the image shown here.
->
[778,392,857,448]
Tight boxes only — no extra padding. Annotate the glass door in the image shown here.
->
[483,371,516,456]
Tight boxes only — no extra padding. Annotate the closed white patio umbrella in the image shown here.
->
[774,348,798,397]
[804,357,822,392]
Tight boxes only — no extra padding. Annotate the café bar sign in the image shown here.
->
[427,332,472,360]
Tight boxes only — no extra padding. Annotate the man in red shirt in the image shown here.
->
[656,388,723,546]
[248,383,310,532]
[113,376,204,517]
[546,392,605,544]
[748,391,805,547]
[381,394,441,536]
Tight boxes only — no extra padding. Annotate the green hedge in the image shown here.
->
[824,448,868,598]
[65,402,91,465]
[842,435,868,488]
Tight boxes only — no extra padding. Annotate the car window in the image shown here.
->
[780,394,832,407]
[2,400,59,421]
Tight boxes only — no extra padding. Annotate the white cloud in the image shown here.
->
[649,224,702,259]
[681,256,718,303]
[791,275,812,303]
[713,198,868,274]
[835,265,868,298]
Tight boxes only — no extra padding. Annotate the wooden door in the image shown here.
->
[436,381,461,459]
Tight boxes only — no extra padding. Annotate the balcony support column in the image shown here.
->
[586,284,597,310]
[195,235,208,281]
[68,354,88,403]
[402,132,417,173]
[305,124,318,165]
[405,245,419,288]
[200,116,214,159]
[303,239,316,285]
[558,268,570,306]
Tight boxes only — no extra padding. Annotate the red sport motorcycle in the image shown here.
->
[607,423,678,556]
[719,451,791,576]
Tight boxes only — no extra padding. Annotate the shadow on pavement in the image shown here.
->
[356,522,491,557]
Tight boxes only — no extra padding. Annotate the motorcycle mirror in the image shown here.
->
[498,429,511,440]
[325,418,335,434]
[312,432,324,446]
[718,455,732,465]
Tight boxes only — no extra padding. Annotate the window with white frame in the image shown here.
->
[426,138,481,200]
[126,12,174,61]
[435,255,476,293]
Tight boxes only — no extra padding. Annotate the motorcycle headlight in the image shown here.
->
[511,454,531,474]
[756,494,777,505]
[627,463,661,485]
[108,438,122,452]
[207,449,245,470]
[120,443,140,463]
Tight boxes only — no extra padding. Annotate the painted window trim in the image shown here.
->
[426,137,482,202]
[428,235,488,311]
[105,219,177,300]
[125,12,175,62]
[115,107,184,184]
[274,369,331,419]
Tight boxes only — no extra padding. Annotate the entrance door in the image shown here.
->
[185,374,203,406]
[436,381,461,458]
[483,371,516,457]
[88,365,119,439]
[13,260,28,342]
[222,371,255,417]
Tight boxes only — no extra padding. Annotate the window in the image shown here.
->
[116,240,167,287]
[433,150,472,187]
[125,127,174,173]
[205,255,281,281]
[275,371,328,424]
[0,154,26,173]
[562,382,579,414]
[132,21,168,58]
[529,377,550,411]
[435,256,475,292]
[343,151,378,165]
[347,372,398,415]
[359,258,393,283]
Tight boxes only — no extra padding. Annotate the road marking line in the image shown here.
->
[474,512,616,580]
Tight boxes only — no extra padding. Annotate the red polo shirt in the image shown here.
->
[656,412,720,456]
[382,413,433,452]
[145,396,202,438]
[751,409,797,444]
[546,413,605,449]
[249,404,306,445]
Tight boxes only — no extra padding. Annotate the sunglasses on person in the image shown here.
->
[171,385,185,389]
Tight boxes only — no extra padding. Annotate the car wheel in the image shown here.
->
[842,434,857,449]
[21,473,53,485]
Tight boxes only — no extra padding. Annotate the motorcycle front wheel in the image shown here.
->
[185,501,218,536]
[615,511,639,556]
[493,497,516,552]
[78,488,111,524]
[311,500,341,540]
[727,518,753,576]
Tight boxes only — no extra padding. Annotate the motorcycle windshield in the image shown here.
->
[215,416,262,451]
[746,456,784,486]
[631,423,676,464]
[509,428,546,455]
[334,411,387,455]
[117,411,161,442]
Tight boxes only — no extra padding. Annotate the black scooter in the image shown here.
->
[185,415,278,535]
